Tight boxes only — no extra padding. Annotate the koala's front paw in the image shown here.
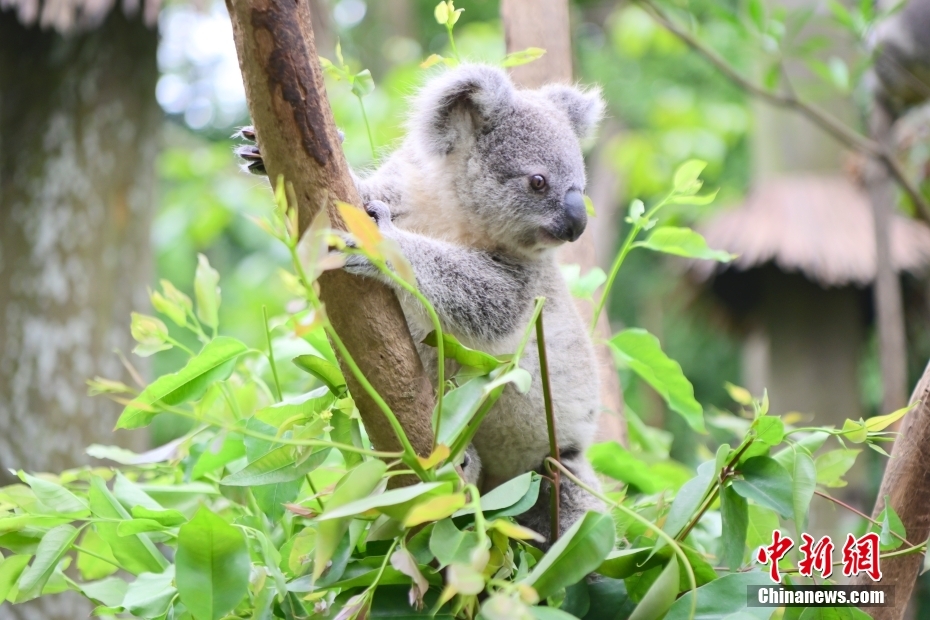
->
[233,126,266,176]
[362,200,394,230]
[339,200,395,278]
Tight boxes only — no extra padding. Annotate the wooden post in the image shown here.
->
[501,0,627,445]
[224,0,435,462]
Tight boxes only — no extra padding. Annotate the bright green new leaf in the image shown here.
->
[814,449,860,488]
[636,227,733,263]
[865,404,912,432]
[315,459,387,578]
[664,570,774,620]
[176,507,250,620]
[752,416,785,446]
[116,336,248,429]
[122,567,176,618]
[500,47,546,67]
[15,524,81,601]
[0,555,31,602]
[351,69,375,98]
[588,442,658,493]
[663,461,715,539]
[79,576,129,608]
[423,331,500,374]
[220,446,331,487]
[18,472,87,515]
[292,354,347,395]
[523,511,616,600]
[455,471,536,517]
[840,419,868,443]
[609,329,705,433]
[560,264,607,301]
[628,558,680,620]
[88,476,168,575]
[719,485,748,571]
[318,482,446,521]
[76,528,119,580]
[870,499,906,551]
[672,159,706,194]
[194,253,221,329]
[731,457,794,518]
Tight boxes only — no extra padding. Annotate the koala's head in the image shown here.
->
[409,64,604,254]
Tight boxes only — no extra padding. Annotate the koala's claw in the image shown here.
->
[233,126,266,176]
[363,200,392,227]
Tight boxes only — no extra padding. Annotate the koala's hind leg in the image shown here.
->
[517,450,605,547]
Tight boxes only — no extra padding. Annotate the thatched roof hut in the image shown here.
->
[691,175,930,287]
[689,174,930,423]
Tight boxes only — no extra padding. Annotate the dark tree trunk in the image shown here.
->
[0,7,157,613]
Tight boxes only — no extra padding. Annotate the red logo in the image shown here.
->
[842,532,882,581]
[757,530,794,583]
[756,531,882,583]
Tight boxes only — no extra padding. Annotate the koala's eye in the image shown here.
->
[462,453,471,469]
[529,174,547,191]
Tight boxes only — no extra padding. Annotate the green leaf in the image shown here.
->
[500,47,546,67]
[423,331,500,374]
[18,473,88,515]
[221,446,331,487]
[429,518,481,568]
[814,449,860,488]
[15,524,81,601]
[747,0,766,31]
[672,159,707,194]
[731,456,794,518]
[129,506,187,527]
[455,472,538,516]
[597,547,664,579]
[176,507,250,620]
[88,476,168,576]
[315,459,387,578]
[790,451,817,531]
[523,511,616,600]
[122,567,176,618]
[745,505,780,552]
[317,482,447,521]
[609,329,704,432]
[588,442,659,493]
[76,528,119,580]
[434,0,449,24]
[865,405,912,432]
[351,69,375,98]
[719,485,748,571]
[194,253,221,330]
[870,499,906,551]
[292,354,347,395]
[636,227,733,262]
[561,264,607,301]
[434,375,493,446]
[664,570,774,620]
[628,558,679,620]
[0,555,31,602]
[79,576,129,608]
[663,461,715,539]
[752,416,784,446]
[116,336,248,429]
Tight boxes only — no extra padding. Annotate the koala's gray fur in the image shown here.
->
[238,64,605,539]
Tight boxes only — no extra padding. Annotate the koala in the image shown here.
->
[238,64,605,541]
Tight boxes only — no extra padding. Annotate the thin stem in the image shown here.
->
[165,336,196,356]
[536,305,561,544]
[357,96,376,160]
[305,473,325,512]
[636,0,930,224]
[447,24,460,61]
[72,544,121,569]
[263,305,283,403]
[814,490,914,546]
[549,459,699,620]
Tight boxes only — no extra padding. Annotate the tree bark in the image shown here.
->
[224,0,435,462]
[853,360,930,619]
[500,0,626,445]
[867,101,909,416]
[0,7,157,619]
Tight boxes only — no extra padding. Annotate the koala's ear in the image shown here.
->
[411,64,515,155]
[540,83,605,140]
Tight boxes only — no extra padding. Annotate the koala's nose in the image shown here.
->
[559,190,588,242]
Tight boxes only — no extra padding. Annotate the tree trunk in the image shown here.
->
[224,0,435,465]
[853,360,930,619]
[500,0,626,446]
[868,101,909,416]
[0,7,157,619]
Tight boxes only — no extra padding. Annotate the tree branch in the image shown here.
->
[224,0,435,468]
[636,0,930,224]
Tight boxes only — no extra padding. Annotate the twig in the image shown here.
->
[814,490,914,547]
[536,305,561,544]
[263,305,283,403]
[635,0,930,224]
